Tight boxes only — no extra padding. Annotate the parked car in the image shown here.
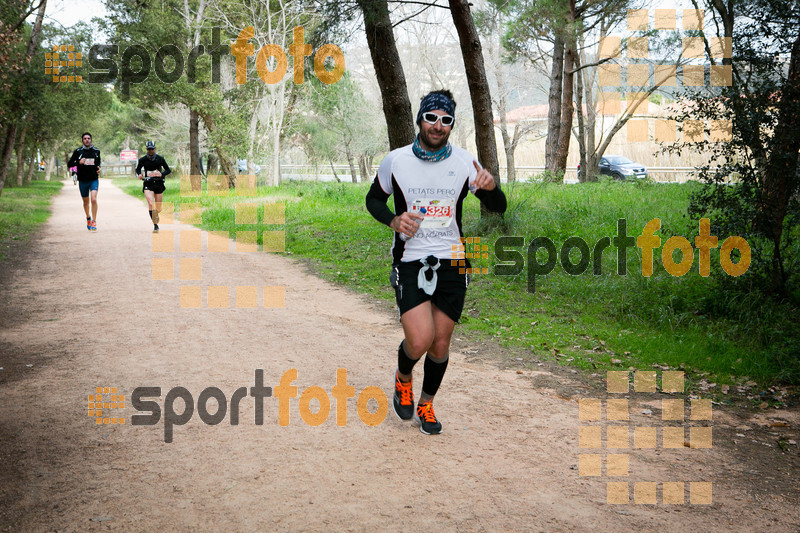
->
[237,159,261,174]
[577,155,647,180]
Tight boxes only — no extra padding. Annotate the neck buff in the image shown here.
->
[412,134,452,162]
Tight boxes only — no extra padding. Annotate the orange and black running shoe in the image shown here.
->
[392,370,414,420]
[414,400,442,435]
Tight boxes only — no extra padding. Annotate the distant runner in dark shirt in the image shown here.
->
[67,132,101,231]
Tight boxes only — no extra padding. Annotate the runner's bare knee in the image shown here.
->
[428,338,451,361]
[404,332,434,358]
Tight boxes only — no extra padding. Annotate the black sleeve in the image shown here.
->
[135,157,143,175]
[474,185,507,214]
[159,156,171,177]
[95,149,101,167]
[365,176,396,227]
[67,149,80,167]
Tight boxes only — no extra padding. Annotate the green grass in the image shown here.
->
[116,176,800,391]
[0,180,63,261]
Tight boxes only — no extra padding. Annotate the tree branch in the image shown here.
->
[8,0,46,33]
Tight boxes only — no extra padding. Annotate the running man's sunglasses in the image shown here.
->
[421,112,455,127]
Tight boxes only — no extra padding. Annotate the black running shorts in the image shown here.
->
[143,179,166,194]
[394,258,469,322]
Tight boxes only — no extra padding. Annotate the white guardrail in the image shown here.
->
[280,165,720,184]
[98,163,718,184]
[512,166,723,184]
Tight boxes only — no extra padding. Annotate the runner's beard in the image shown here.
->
[419,127,450,151]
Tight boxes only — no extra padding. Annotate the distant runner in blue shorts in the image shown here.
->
[67,132,101,231]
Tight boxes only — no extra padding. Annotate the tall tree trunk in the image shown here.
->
[0,123,18,196]
[574,49,588,183]
[245,99,260,178]
[346,146,358,183]
[270,124,281,187]
[500,126,512,182]
[367,153,375,177]
[199,111,236,186]
[762,30,800,295]
[216,148,235,187]
[24,148,36,185]
[189,108,202,190]
[708,0,734,67]
[496,55,515,183]
[357,0,415,150]
[45,152,55,181]
[580,41,598,182]
[358,154,369,183]
[505,127,517,184]
[24,0,47,60]
[328,159,341,183]
[15,119,29,187]
[555,45,574,172]
[555,0,578,176]
[0,0,46,196]
[449,0,501,215]
[546,35,565,172]
[185,0,206,188]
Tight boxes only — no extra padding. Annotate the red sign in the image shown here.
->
[120,150,138,161]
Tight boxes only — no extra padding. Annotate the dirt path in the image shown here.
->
[1,179,798,532]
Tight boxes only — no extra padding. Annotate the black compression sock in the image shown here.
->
[149,210,153,221]
[422,354,449,398]
[397,340,420,378]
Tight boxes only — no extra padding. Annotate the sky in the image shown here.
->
[45,0,108,31]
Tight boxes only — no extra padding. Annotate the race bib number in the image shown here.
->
[83,158,95,165]
[146,170,158,177]
[411,199,454,228]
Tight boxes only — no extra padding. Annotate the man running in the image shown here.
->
[67,132,101,231]
[365,89,507,434]
[136,141,171,233]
